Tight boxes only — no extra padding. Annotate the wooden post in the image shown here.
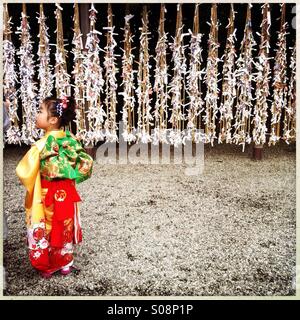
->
[85,146,98,160]
[79,3,90,48]
[253,144,263,160]
[79,3,97,159]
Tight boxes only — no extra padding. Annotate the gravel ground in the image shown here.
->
[3,141,296,296]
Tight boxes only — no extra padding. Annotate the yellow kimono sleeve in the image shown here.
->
[16,145,44,226]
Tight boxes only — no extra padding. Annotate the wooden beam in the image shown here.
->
[79,3,90,48]
[253,144,263,160]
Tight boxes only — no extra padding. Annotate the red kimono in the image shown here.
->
[16,130,93,274]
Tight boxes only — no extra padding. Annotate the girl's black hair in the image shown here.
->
[43,96,76,127]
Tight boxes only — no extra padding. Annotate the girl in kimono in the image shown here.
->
[16,96,93,278]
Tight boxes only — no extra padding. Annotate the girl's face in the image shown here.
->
[36,102,59,131]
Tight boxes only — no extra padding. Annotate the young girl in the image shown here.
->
[16,96,93,278]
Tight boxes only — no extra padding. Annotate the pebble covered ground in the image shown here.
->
[3,141,296,296]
